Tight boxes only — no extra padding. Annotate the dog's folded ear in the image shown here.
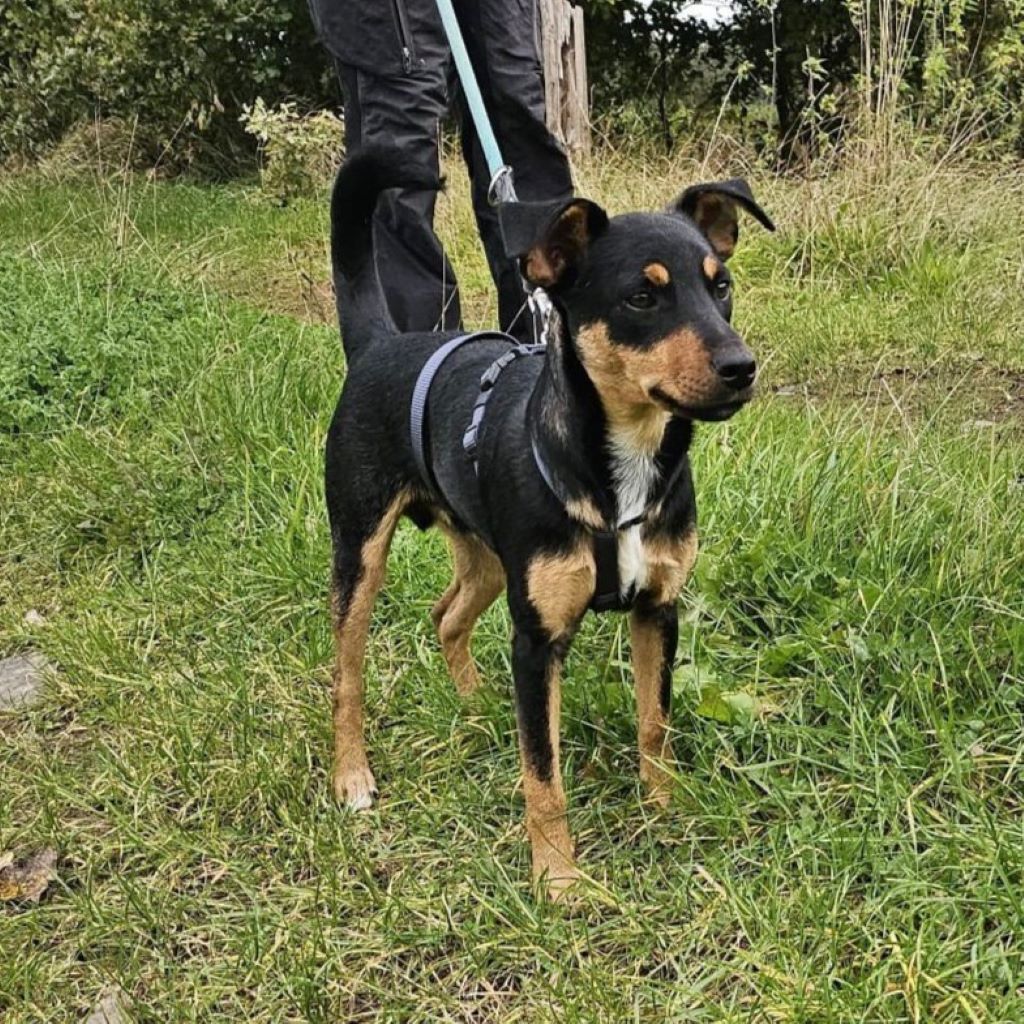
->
[499,197,609,289]
[672,179,775,260]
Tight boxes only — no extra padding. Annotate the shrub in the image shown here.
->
[240,99,344,200]
[0,0,335,170]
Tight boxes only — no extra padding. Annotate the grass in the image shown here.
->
[1,146,1023,1021]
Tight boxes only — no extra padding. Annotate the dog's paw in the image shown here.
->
[640,754,675,808]
[453,665,482,698]
[532,848,581,903]
[334,765,378,811]
[543,865,582,903]
[641,771,672,809]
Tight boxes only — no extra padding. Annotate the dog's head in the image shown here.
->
[519,180,774,425]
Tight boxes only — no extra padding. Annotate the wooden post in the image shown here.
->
[539,0,590,156]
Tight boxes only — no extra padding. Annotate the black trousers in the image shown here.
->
[311,0,573,339]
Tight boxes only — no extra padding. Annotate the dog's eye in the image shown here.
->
[714,278,731,300]
[625,290,656,311]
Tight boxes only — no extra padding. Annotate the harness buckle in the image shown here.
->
[480,353,511,389]
[462,423,480,459]
[463,395,489,461]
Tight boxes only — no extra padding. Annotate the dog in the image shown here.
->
[324,146,774,899]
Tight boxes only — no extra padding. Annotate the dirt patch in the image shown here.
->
[203,236,499,331]
[771,362,1024,430]
[202,242,336,325]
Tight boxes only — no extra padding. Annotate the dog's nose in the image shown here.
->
[714,352,757,391]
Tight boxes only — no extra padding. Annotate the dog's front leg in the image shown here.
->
[512,624,580,900]
[630,597,679,805]
[509,543,594,899]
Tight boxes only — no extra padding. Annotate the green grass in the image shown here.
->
[1,153,1023,1021]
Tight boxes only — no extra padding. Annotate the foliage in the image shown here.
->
[917,0,1024,153]
[0,0,334,169]
[0,257,189,435]
[240,99,344,201]
[713,0,859,163]
[3,0,1022,168]
[585,0,718,148]
[583,0,1024,160]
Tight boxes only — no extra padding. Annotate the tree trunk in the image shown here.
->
[538,0,590,156]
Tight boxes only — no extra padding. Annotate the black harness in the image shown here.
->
[409,331,682,612]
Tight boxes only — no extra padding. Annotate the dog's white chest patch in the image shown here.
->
[609,439,660,597]
[617,525,647,596]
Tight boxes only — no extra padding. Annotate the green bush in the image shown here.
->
[0,0,335,169]
[240,98,343,200]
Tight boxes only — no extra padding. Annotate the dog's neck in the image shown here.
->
[528,317,692,529]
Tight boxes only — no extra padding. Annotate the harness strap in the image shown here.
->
[410,331,515,493]
[529,437,566,504]
[462,352,629,610]
[532,434,683,534]
[464,343,545,467]
[590,531,626,611]
[530,437,627,609]
[461,352,629,608]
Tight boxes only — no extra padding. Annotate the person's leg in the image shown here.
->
[453,0,574,340]
[336,60,461,332]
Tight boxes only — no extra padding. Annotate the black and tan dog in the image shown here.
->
[325,147,774,899]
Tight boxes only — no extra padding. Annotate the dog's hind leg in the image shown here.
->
[329,490,408,810]
[431,529,505,696]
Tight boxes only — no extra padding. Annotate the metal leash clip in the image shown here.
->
[487,165,516,206]
[528,286,556,345]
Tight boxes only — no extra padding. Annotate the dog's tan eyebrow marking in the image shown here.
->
[702,255,721,280]
[643,262,671,287]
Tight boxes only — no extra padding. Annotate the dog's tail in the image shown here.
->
[330,146,441,361]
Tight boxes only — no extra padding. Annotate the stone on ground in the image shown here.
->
[0,651,52,710]
[85,989,129,1024]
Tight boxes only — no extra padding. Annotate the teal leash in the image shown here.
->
[433,0,556,339]
[433,0,517,204]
